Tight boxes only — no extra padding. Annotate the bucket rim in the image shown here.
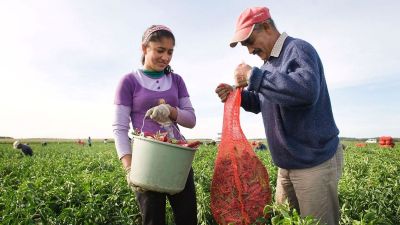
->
[133,135,196,151]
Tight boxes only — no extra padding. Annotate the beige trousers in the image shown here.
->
[275,144,344,225]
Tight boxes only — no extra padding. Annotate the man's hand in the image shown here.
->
[234,63,252,87]
[215,83,234,102]
[125,167,146,193]
[145,104,171,124]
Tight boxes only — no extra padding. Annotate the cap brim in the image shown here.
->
[229,25,255,48]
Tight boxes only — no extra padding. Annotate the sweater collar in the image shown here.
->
[270,32,288,58]
[141,69,165,79]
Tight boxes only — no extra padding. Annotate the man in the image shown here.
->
[215,6,343,225]
[88,136,92,147]
[256,141,267,151]
[13,140,33,156]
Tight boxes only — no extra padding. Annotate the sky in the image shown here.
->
[0,0,399,140]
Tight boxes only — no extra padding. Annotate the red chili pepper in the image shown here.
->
[157,134,168,142]
[186,141,202,149]
[173,140,187,145]
[143,131,155,138]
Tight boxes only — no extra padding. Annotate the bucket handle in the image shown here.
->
[140,116,187,142]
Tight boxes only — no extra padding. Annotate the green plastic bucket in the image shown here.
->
[130,135,196,194]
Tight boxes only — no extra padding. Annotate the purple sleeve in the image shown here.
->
[174,74,189,98]
[114,74,135,106]
[112,105,132,159]
[176,97,196,128]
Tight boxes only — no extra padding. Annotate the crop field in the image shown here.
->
[0,141,399,224]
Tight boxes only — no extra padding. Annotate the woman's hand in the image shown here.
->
[125,166,146,192]
[145,104,172,124]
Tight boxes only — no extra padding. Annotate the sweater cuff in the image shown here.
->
[247,67,264,92]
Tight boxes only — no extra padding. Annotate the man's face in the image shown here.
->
[240,25,275,61]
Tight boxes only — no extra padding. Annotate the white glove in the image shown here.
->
[125,167,146,193]
[145,104,171,124]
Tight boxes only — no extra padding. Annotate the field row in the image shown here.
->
[0,142,399,224]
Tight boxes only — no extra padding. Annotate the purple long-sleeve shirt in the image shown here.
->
[113,70,196,159]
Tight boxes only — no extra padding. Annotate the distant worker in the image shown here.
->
[207,140,216,146]
[255,141,267,151]
[88,136,92,147]
[77,139,85,146]
[104,139,108,144]
[13,140,33,156]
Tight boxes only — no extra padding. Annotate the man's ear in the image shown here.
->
[262,22,271,31]
[262,22,276,35]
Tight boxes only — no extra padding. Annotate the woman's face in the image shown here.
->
[142,37,174,72]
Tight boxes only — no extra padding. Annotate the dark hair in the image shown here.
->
[254,18,277,31]
[141,26,175,74]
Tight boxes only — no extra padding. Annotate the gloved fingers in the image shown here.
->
[125,167,147,192]
[149,110,163,121]
[149,104,171,123]
[125,166,132,184]
[160,109,170,118]
[154,117,172,125]
[131,185,147,193]
[157,104,170,116]
[149,110,157,119]
[148,108,161,120]
[145,108,154,118]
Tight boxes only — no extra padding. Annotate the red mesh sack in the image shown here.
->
[211,88,272,225]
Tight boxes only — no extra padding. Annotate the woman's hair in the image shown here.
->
[141,25,175,74]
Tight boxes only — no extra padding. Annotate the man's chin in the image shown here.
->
[255,52,264,60]
[259,53,270,61]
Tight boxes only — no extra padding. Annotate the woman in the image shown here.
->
[113,25,197,225]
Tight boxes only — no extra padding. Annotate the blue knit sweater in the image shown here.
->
[241,36,339,169]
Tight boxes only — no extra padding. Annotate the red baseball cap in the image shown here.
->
[230,7,271,48]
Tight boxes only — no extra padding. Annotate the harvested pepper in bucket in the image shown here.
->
[211,88,271,225]
[133,130,202,149]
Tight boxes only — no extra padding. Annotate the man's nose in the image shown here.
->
[247,46,255,55]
